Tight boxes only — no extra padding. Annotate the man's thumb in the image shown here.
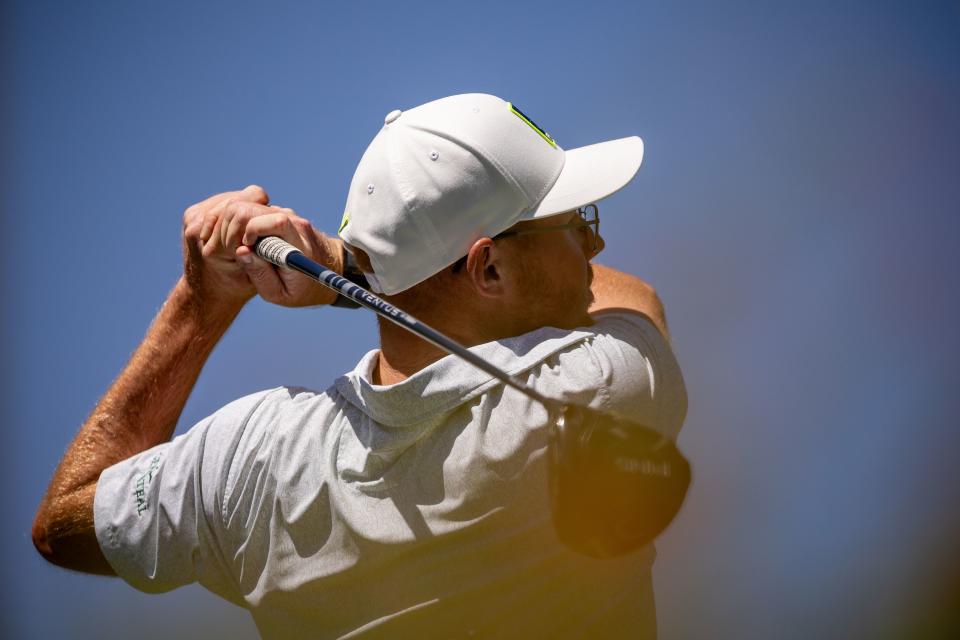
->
[238,251,284,301]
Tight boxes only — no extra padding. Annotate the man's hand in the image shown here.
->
[181,185,265,309]
[193,187,342,307]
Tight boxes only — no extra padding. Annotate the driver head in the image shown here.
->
[548,404,691,558]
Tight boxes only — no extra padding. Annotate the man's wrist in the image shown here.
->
[174,276,249,327]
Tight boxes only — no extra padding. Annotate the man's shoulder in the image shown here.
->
[213,384,343,446]
[196,385,344,480]
[225,384,335,417]
[509,310,666,366]
[459,310,669,389]
[587,308,664,337]
[525,310,686,437]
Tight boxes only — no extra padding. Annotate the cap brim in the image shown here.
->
[529,136,644,218]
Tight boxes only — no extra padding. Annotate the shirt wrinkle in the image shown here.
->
[334,325,594,428]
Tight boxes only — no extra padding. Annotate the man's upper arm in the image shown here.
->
[589,264,670,341]
[560,311,687,440]
[92,390,272,602]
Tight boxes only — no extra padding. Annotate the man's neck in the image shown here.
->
[373,313,497,385]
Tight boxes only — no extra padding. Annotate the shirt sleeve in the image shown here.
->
[561,311,688,439]
[93,390,275,604]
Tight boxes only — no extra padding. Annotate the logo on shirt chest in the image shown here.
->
[132,455,162,517]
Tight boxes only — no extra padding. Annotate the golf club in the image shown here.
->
[255,236,691,558]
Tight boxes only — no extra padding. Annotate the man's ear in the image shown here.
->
[348,244,375,273]
[464,237,507,298]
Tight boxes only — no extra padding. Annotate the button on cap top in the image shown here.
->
[384,109,402,124]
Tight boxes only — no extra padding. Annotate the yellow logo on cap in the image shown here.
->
[339,211,350,234]
[508,102,558,148]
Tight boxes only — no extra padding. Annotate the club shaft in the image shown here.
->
[256,237,555,407]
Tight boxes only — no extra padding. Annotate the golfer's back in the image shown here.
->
[95,313,685,639]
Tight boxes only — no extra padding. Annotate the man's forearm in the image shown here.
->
[589,263,670,340]
[33,276,245,570]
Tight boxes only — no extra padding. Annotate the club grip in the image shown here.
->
[254,236,300,267]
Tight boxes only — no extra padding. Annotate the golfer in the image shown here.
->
[33,94,687,638]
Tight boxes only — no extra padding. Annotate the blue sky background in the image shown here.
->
[3,1,959,638]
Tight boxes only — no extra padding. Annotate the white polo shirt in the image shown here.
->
[94,311,687,639]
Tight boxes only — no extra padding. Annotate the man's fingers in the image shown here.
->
[199,211,219,243]
[184,185,269,234]
[236,246,287,302]
[205,200,276,257]
[222,203,263,251]
[233,213,336,308]
[240,212,303,248]
[201,199,232,258]
[240,184,270,205]
[228,204,287,251]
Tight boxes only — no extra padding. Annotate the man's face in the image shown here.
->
[500,210,604,331]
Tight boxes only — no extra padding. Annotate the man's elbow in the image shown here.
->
[31,494,116,575]
[31,512,56,563]
[31,506,77,569]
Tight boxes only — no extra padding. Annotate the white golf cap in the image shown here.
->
[339,93,643,294]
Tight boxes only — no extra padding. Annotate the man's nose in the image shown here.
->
[588,231,605,258]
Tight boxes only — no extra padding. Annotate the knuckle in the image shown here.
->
[183,205,199,224]
[226,202,249,222]
[233,205,253,223]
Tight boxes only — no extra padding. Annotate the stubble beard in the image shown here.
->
[517,257,594,331]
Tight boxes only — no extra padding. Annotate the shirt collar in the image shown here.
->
[333,325,593,428]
